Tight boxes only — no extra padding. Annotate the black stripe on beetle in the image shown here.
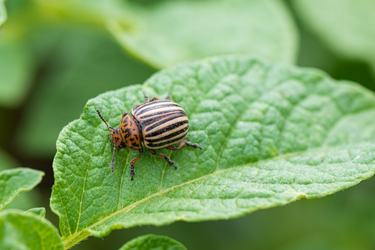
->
[145,126,189,143]
[145,115,187,132]
[146,134,188,148]
[140,110,186,120]
[145,120,189,137]
[96,95,202,180]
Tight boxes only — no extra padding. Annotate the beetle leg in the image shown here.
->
[143,92,149,103]
[143,92,160,102]
[129,149,143,180]
[148,97,159,102]
[143,92,171,102]
[166,140,203,151]
[148,149,177,170]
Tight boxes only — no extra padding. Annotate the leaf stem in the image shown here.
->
[63,231,91,250]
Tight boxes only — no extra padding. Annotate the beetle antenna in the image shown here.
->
[143,91,149,103]
[111,146,116,172]
[165,92,172,100]
[96,109,113,134]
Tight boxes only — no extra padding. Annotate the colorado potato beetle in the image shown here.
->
[96,93,202,180]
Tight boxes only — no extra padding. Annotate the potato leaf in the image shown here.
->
[25,207,46,218]
[119,234,187,250]
[0,210,63,250]
[51,56,375,249]
[0,168,44,211]
[109,0,298,68]
[36,0,298,68]
[293,0,375,77]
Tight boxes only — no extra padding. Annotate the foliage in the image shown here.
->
[25,207,46,218]
[293,0,375,77]
[6,0,299,156]
[52,56,375,248]
[119,234,187,250]
[0,210,63,250]
[1,0,375,249]
[38,0,298,68]
[107,0,297,68]
[0,153,62,250]
[0,168,43,211]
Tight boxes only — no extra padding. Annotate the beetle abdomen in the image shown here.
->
[132,100,189,149]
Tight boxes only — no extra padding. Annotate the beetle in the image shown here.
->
[96,93,202,180]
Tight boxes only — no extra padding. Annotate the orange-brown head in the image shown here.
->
[109,128,125,148]
[96,109,127,172]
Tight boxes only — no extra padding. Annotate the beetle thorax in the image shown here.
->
[119,113,143,150]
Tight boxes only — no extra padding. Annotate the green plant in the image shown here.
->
[0,152,186,249]
[1,0,375,249]
[53,55,375,249]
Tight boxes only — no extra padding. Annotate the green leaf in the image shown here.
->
[119,234,187,250]
[0,168,44,211]
[0,0,6,27]
[25,207,46,218]
[36,0,298,68]
[109,0,298,68]
[51,56,375,249]
[0,150,42,210]
[292,0,375,77]
[16,26,154,156]
[0,210,63,250]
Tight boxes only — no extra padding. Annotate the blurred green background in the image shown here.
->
[1,0,375,249]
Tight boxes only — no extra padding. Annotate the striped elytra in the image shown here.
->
[96,94,202,180]
[131,100,189,150]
